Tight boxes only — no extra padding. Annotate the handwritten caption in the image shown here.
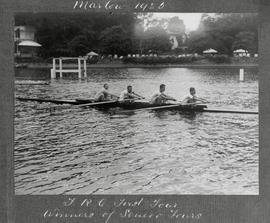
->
[43,197,203,223]
[73,0,166,11]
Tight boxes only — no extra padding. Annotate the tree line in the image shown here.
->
[187,13,258,56]
[15,13,258,59]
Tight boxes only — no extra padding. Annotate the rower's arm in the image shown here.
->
[109,93,120,99]
[194,96,209,103]
[182,96,191,103]
[161,94,177,101]
[126,92,137,98]
[132,92,145,99]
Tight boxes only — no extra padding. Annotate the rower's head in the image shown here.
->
[190,87,196,96]
[127,85,132,93]
[104,83,109,90]
[160,84,166,93]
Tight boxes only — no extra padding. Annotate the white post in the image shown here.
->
[83,59,87,78]
[239,68,244,81]
[51,58,56,78]
[50,69,55,78]
[53,58,56,69]
[59,58,63,78]
[78,58,82,79]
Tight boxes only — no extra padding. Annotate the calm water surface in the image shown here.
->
[15,68,258,194]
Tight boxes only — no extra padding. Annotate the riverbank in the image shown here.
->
[19,62,258,69]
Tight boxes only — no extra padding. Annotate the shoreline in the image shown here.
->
[20,63,258,69]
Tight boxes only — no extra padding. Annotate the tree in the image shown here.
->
[15,13,136,58]
[136,13,155,30]
[133,21,145,54]
[68,35,89,56]
[99,25,133,56]
[187,13,258,55]
[142,26,171,53]
[232,31,257,55]
[167,17,185,35]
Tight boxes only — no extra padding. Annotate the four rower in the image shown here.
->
[94,84,207,104]
[182,87,208,104]
[94,83,118,102]
[150,84,177,105]
[119,85,144,102]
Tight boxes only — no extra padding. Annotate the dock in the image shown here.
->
[50,57,87,79]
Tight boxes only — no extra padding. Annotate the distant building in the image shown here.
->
[233,49,249,57]
[169,35,179,50]
[168,31,188,52]
[14,26,42,59]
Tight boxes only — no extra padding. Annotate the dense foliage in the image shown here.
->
[15,13,136,58]
[15,13,258,59]
[187,13,258,55]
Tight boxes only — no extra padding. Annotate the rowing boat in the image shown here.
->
[17,97,205,110]
[78,100,258,114]
[116,101,207,110]
[79,99,207,111]
[16,97,258,114]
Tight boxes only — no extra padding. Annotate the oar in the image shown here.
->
[139,103,258,115]
[194,96,210,103]
[140,102,204,111]
[203,108,258,114]
[77,96,148,108]
[140,103,183,111]
[75,98,95,103]
[135,96,146,100]
[16,97,78,105]
[114,101,201,114]
[48,97,147,111]
[46,100,118,111]
[77,100,118,107]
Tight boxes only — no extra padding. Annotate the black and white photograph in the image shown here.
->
[14,12,258,195]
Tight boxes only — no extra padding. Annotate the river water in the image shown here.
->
[15,67,258,194]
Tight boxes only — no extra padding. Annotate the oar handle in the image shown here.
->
[195,97,210,103]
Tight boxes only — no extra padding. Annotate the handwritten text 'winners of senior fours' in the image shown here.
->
[43,197,203,223]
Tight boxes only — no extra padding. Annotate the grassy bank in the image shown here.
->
[16,56,258,69]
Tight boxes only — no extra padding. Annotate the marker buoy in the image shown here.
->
[239,68,244,81]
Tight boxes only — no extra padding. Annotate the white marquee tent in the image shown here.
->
[18,40,42,47]
[203,48,218,54]
[86,51,99,56]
